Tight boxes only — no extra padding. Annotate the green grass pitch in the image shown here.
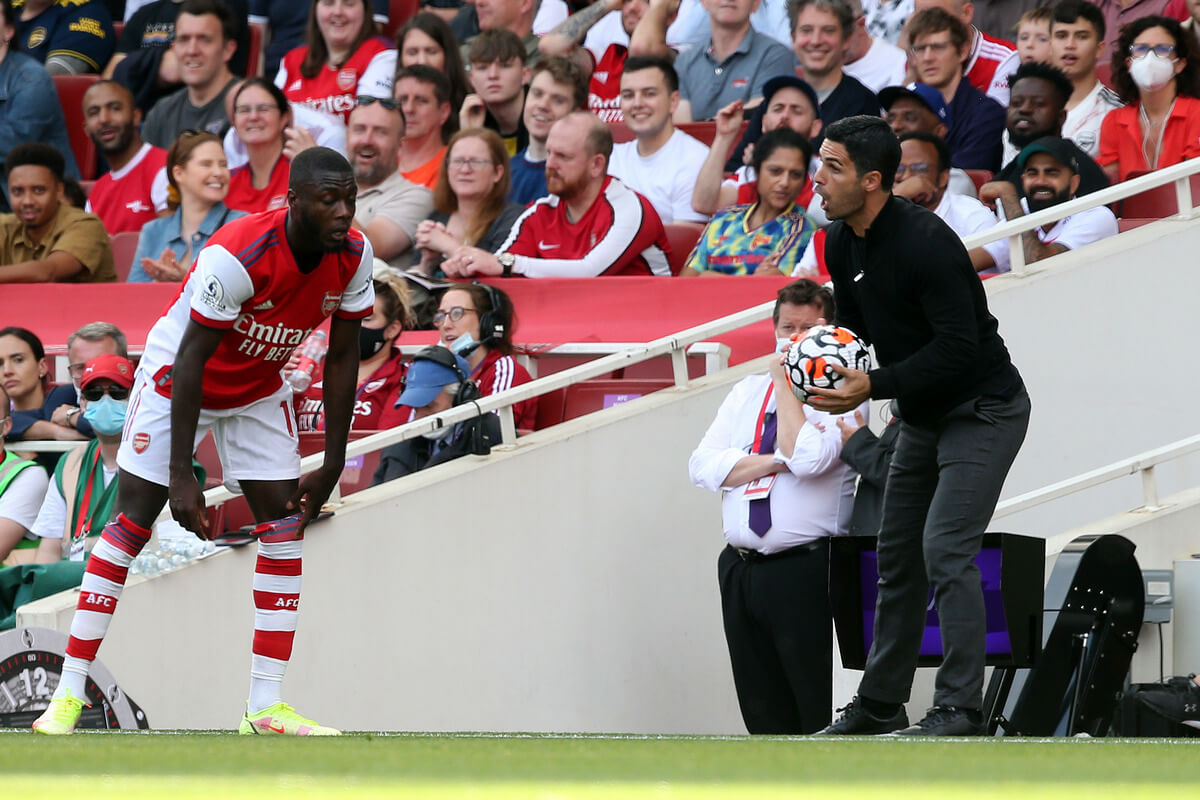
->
[2,731,1199,798]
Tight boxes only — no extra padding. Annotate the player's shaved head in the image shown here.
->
[289,146,355,191]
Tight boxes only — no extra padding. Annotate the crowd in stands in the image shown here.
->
[4,0,1200,566]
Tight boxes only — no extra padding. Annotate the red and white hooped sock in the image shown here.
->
[248,537,303,712]
[57,513,152,700]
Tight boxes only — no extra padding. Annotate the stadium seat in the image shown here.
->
[561,379,673,422]
[1096,62,1112,89]
[383,0,420,39]
[112,21,123,40]
[608,121,635,143]
[964,169,993,194]
[53,74,100,181]
[1118,217,1157,232]
[664,222,705,275]
[533,387,566,429]
[110,231,141,282]
[1119,171,1200,218]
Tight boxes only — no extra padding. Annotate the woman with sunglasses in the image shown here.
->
[292,274,415,432]
[1098,16,1200,183]
[225,79,299,214]
[413,128,524,277]
[0,328,86,470]
[433,283,537,433]
[129,131,247,283]
[275,0,396,125]
[28,355,134,564]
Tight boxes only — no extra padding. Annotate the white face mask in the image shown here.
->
[1130,52,1177,92]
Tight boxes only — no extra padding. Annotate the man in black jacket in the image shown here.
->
[807,114,1031,737]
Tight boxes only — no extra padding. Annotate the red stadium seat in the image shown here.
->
[112,22,123,40]
[246,22,264,77]
[963,169,993,194]
[561,379,673,422]
[1119,171,1200,218]
[383,0,420,39]
[608,121,635,143]
[1118,217,1157,232]
[53,74,100,181]
[664,222,705,276]
[533,387,567,429]
[1096,62,1113,89]
[110,231,141,282]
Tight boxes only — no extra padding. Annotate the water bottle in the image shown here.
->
[285,330,328,393]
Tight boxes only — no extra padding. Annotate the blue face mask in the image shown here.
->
[450,332,480,357]
[82,395,128,436]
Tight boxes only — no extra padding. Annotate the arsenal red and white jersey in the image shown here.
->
[275,37,396,123]
[587,43,626,124]
[138,208,375,410]
[497,176,670,277]
[473,349,537,431]
[85,143,168,235]
[966,29,1017,104]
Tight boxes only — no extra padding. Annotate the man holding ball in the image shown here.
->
[688,279,867,735]
[808,115,1031,737]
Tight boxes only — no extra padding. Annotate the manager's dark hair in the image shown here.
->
[289,147,353,190]
[752,128,813,176]
[5,142,66,182]
[1007,61,1074,109]
[898,131,951,174]
[824,115,901,191]
[622,55,679,94]
[774,279,834,324]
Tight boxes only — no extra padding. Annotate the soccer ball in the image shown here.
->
[783,325,872,403]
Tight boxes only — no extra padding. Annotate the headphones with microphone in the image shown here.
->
[410,345,480,406]
[473,281,507,347]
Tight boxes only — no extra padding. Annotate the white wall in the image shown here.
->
[19,217,1200,732]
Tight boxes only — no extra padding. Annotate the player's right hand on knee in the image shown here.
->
[168,474,211,539]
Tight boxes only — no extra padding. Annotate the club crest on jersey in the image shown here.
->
[363,379,385,393]
[133,433,151,454]
[321,292,342,316]
[337,69,357,90]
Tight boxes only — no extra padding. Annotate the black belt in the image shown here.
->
[733,539,825,563]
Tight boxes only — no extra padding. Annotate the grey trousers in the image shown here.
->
[858,387,1031,710]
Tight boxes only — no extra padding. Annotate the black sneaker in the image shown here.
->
[1137,674,1200,729]
[892,705,983,736]
[815,696,909,736]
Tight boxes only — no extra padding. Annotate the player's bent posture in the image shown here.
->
[32,148,375,737]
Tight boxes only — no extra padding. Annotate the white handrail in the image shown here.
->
[993,433,1200,519]
[961,156,1200,275]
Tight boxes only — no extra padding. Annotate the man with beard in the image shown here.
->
[81,80,169,235]
[809,115,1030,738]
[997,60,1109,196]
[443,111,671,277]
[972,135,1116,274]
[347,96,433,266]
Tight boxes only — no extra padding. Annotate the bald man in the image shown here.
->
[444,111,672,277]
[81,79,169,235]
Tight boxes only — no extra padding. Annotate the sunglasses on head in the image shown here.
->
[82,384,130,402]
[357,95,400,111]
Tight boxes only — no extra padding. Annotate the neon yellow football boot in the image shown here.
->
[238,701,341,736]
[32,689,87,735]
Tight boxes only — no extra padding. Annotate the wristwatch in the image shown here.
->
[66,408,81,427]
[497,253,515,277]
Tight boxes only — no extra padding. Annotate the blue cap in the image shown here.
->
[761,75,821,121]
[397,350,471,409]
[878,83,951,127]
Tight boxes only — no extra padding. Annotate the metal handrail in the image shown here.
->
[993,433,1200,519]
[961,156,1200,275]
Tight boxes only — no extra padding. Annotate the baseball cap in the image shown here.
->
[80,354,135,389]
[761,75,821,121]
[397,349,471,409]
[1016,136,1080,174]
[878,83,951,127]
